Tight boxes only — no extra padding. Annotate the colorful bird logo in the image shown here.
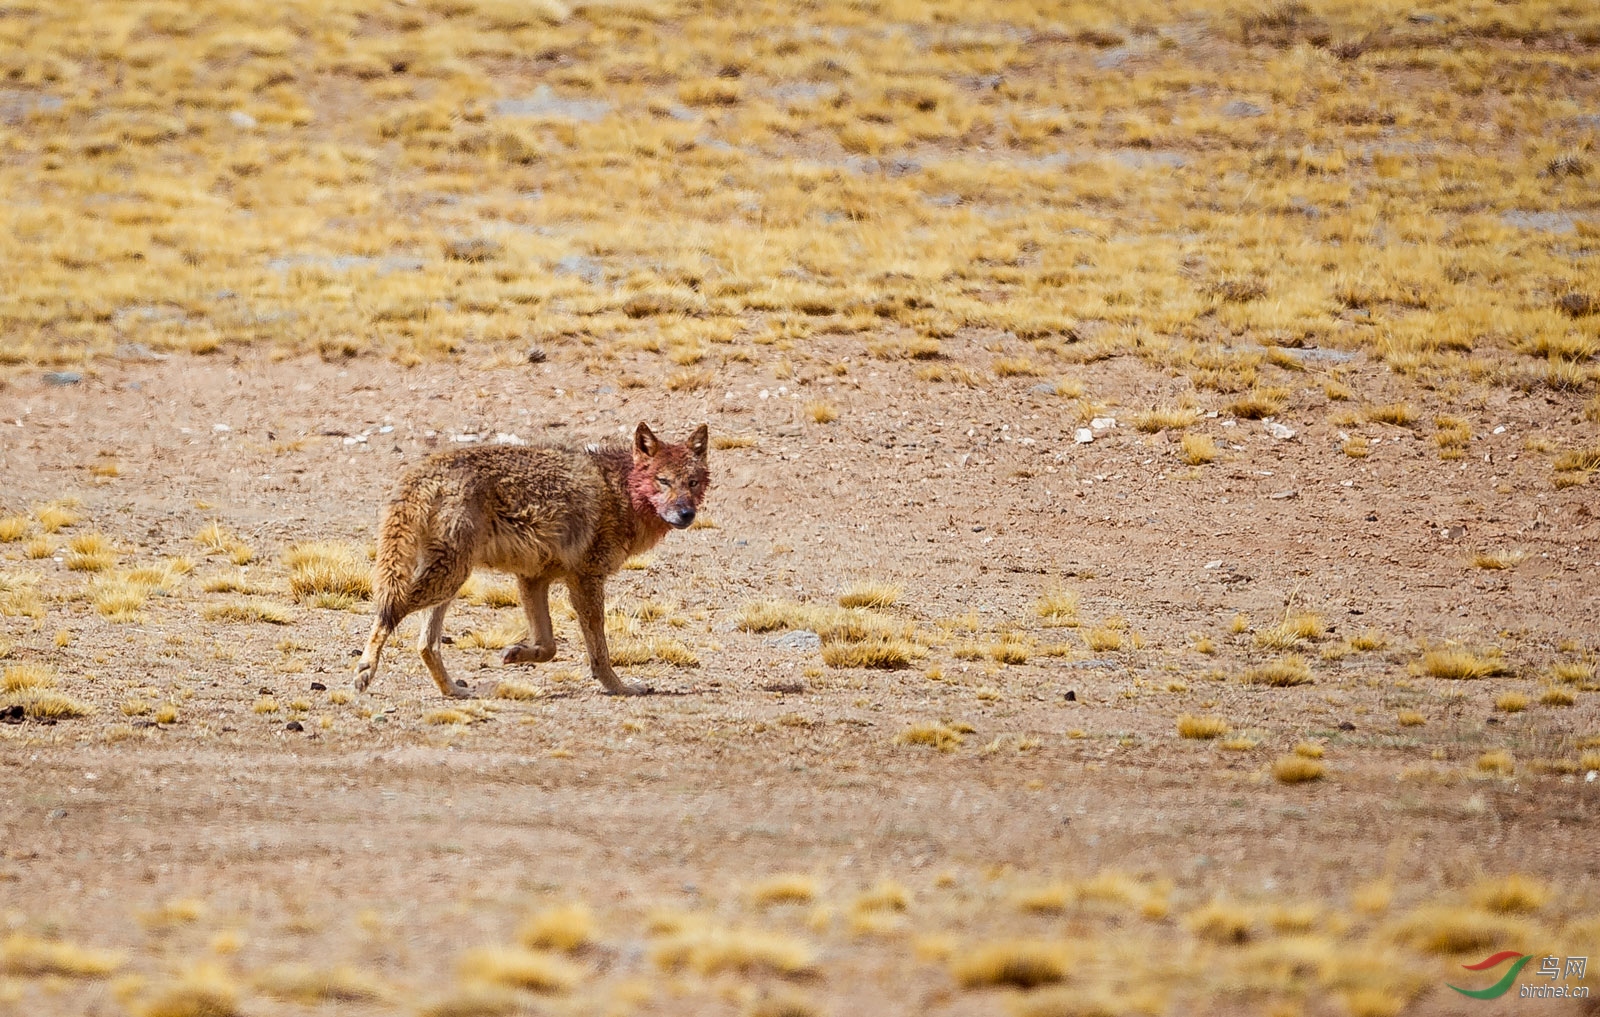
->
[1448,951,1532,999]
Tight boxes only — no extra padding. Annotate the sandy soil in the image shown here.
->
[1,346,1598,1016]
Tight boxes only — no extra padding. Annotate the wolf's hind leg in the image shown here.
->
[417,600,481,699]
[503,575,558,665]
[355,621,392,692]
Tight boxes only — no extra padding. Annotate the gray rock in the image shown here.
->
[1222,100,1267,118]
[767,630,822,652]
[493,86,611,122]
[553,255,603,284]
[42,371,82,386]
[1031,381,1057,395]
[228,110,257,129]
[1063,658,1119,669]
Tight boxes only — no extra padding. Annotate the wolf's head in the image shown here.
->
[629,422,710,529]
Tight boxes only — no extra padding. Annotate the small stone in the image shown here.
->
[309,682,327,692]
[1268,490,1299,500]
[1090,416,1116,430]
[285,720,304,732]
[42,371,81,386]
[0,704,24,723]
[1075,427,1094,444]
[767,630,821,652]
[1064,690,1077,702]
[1263,421,1296,440]
[1031,381,1057,395]
[1222,100,1267,118]
[526,346,548,364]
[228,110,258,129]
[1338,721,1356,731]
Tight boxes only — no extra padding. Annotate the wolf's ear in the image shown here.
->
[634,422,661,457]
[688,423,709,457]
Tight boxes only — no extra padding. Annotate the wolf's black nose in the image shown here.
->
[678,508,696,527]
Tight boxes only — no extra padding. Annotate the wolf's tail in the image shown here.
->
[373,482,435,630]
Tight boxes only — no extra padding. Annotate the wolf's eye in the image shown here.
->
[656,476,671,489]
[689,478,701,490]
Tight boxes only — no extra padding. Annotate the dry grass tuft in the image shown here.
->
[895,723,964,752]
[1,690,92,720]
[838,582,900,608]
[749,875,819,906]
[462,576,519,608]
[202,599,293,625]
[0,934,124,976]
[416,986,522,1017]
[1034,589,1080,625]
[457,946,582,992]
[1243,656,1314,687]
[1476,750,1515,776]
[0,516,29,542]
[195,522,252,564]
[1396,710,1426,727]
[285,542,372,602]
[1365,403,1418,427]
[2,664,53,692]
[1419,648,1508,680]
[1188,901,1255,944]
[652,925,817,978]
[950,940,1070,988]
[1181,432,1218,464]
[519,904,594,953]
[1177,714,1230,740]
[1471,874,1548,915]
[1394,907,1531,956]
[1132,405,1198,432]
[134,964,241,1017]
[1273,755,1326,784]
[34,502,80,533]
[1470,548,1525,570]
[254,965,387,1003]
[805,402,838,424]
[1495,692,1528,713]
[1539,686,1575,707]
[493,680,542,701]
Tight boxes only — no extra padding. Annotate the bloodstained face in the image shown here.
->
[629,422,710,529]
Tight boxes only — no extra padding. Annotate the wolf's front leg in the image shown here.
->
[503,574,558,665]
[568,573,649,696]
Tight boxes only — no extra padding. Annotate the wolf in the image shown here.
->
[354,422,710,698]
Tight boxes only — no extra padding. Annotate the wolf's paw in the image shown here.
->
[604,681,654,697]
[354,658,375,692]
[502,642,557,665]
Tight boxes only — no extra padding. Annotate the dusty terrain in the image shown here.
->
[3,349,1598,1016]
[3,0,1600,1014]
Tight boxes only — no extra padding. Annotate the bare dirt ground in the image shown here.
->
[2,346,1598,1016]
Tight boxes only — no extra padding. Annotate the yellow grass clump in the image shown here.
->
[519,904,594,953]
[1177,714,1230,740]
[1273,755,1326,784]
[1034,589,1080,625]
[0,516,29,542]
[1476,750,1515,776]
[0,934,124,977]
[1420,649,1509,679]
[202,599,293,625]
[651,925,816,978]
[894,723,964,752]
[837,582,900,608]
[1132,405,1198,432]
[805,402,838,424]
[1,690,91,720]
[1181,432,1218,465]
[285,542,372,602]
[133,964,241,1017]
[950,940,1070,988]
[1394,907,1532,956]
[1187,901,1255,945]
[1539,686,1575,707]
[254,965,387,1004]
[1243,656,1314,687]
[1495,692,1528,713]
[749,875,819,907]
[2,664,53,692]
[458,946,581,993]
[1396,710,1426,727]
[1471,874,1548,915]
[34,502,80,533]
